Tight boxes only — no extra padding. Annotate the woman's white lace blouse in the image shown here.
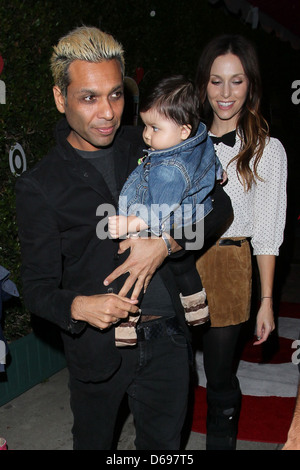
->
[211,134,287,256]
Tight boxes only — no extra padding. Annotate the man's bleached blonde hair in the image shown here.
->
[50,26,125,97]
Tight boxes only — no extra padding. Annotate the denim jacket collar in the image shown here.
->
[143,122,208,160]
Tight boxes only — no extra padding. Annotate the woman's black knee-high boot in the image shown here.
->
[206,378,242,450]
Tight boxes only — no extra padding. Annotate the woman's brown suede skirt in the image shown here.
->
[196,238,252,327]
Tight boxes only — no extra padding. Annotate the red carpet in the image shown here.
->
[192,302,300,443]
[191,386,296,443]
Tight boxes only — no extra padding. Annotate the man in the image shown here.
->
[16,26,232,450]
[15,26,191,451]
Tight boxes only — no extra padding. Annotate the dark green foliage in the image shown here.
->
[0,0,299,340]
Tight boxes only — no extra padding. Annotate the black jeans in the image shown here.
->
[69,319,190,450]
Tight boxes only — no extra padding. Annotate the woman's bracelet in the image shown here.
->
[261,296,273,300]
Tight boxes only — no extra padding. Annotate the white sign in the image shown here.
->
[0,80,5,104]
[9,143,27,175]
[0,340,5,366]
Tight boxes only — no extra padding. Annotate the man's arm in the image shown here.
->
[104,234,182,299]
[16,176,139,332]
[104,184,233,299]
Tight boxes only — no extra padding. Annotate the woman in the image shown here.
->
[195,35,287,450]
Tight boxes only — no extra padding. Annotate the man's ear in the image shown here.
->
[180,124,192,141]
[53,86,66,114]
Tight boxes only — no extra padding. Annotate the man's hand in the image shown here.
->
[104,236,180,299]
[71,293,139,330]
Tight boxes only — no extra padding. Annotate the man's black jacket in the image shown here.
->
[15,119,191,381]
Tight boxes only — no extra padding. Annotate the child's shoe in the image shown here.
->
[115,311,141,347]
[180,289,210,326]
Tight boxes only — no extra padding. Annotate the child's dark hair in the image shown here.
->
[139,75,200,136]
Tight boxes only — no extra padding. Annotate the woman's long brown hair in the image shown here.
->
[195,34,269,191]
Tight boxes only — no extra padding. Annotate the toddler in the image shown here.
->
[109,75,226,346]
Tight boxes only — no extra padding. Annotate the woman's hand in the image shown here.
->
[253,297,275,345]
[254,255,276,345]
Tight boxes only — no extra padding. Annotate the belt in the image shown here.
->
[141,315,162,322]
[137,316,182,342]
[218,238,248,247]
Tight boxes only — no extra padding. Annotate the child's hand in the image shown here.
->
[108,215,128,239]
[220,170,228,185]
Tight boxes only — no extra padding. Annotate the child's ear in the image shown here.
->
[181,124,192,140]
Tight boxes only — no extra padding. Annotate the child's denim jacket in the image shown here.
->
[118,122,223,236]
